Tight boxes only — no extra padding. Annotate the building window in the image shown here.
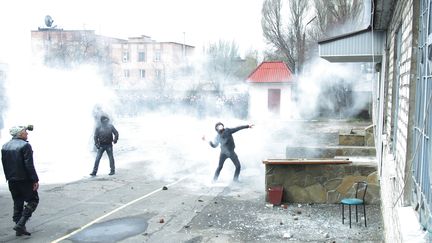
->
[154,50,161,62]
[124,69,130,78]
[122,52,129,62]
[390,26,402,154]
[140,69,146,79]
[412,0,432,232]
[155,69,162,80]
[138,52,146,62]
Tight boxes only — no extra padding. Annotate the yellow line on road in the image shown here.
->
[51,175,190,243]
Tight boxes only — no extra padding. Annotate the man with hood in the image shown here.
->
[203,122,253,182]
[90,116,119,176]
[1,125,38,236]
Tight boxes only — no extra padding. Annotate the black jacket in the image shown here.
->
[1,138,39,182]
[94,122,119,145]
[210,125,249,155]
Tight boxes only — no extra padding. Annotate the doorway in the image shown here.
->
[268,89,281,114]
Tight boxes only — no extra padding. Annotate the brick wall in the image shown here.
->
[380,0,415,242]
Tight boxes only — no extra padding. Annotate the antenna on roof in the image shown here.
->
[44,15,54,28]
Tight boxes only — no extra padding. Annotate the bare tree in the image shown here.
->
[262,0,364,72]
[261,0,309,73]
[313,0,363,38]
[235,49,259,79]
[204,40,242,91]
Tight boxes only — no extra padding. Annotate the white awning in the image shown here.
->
[318,28,385,63]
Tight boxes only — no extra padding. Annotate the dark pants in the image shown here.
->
[92,144,115,173]
[213,151,241,181]
[8,181,39,223]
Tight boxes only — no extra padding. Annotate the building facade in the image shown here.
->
[319,0,430,241]
[111,35,195,89]
[246,61,296,119]
[31,29,194,89]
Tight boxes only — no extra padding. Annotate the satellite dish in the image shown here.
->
[44,15,54,27]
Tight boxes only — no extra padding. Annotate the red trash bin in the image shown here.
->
[267,186,283,205]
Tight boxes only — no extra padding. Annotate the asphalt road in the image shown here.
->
[0,118,383,242]
[0,161,226,243]
[0,161,383,243]
[0,162,382,243]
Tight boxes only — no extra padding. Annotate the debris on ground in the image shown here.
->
[283,232,293,239]
[265,203,274,208]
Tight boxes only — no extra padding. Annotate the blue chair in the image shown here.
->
[341,181,368,228]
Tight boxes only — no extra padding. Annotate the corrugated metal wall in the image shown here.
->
[319,31,385,62]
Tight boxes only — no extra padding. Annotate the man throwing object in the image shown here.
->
[203,122,253,182]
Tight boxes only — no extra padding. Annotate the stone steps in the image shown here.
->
[286,145,376,159]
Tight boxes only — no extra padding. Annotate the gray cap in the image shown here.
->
[9,126,27,137]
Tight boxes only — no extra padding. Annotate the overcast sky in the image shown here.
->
[0,0,267,62]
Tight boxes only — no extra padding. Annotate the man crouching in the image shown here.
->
[1,125,39,236]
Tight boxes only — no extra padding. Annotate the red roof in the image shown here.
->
[247,61,293,83]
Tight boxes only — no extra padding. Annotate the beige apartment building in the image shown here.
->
[31,28,194,89]
[111,35,195,89]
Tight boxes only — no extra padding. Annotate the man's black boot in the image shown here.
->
[15,226,28,236]
[12,220,23,236]
[13,216,31,236]
[13,210,22,236]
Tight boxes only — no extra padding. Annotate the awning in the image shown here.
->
[318,27,385,63]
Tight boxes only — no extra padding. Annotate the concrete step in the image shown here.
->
[286,145,376,158]
[339,133,366,146]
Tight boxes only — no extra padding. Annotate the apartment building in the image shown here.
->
[31,29,194,89]
[31,28,122,66]
[111,35,195,89]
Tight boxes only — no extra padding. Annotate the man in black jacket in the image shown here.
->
[1,125,39,236]
[90,116,119,176]
[204,122,253,182]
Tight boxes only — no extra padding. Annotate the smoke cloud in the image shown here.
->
[295,58,371,120]
[0,63,118,184]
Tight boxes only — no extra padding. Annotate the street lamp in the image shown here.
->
[300,16,317,73]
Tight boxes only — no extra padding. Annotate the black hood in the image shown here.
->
[215,122,224,132]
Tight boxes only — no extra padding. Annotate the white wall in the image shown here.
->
[377,0,424,242]
[248,83,296,120]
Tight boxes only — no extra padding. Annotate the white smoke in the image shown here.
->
[295,59,371,119]
[0,64,118,184]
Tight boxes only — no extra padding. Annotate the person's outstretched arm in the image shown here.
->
[229,124,254,134]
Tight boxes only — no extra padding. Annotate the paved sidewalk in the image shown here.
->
[183,181,384,243]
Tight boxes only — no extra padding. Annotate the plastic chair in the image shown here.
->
[341,181,368,228]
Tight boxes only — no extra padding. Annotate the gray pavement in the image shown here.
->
[0,119,384,242]
[0,164,383,243]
